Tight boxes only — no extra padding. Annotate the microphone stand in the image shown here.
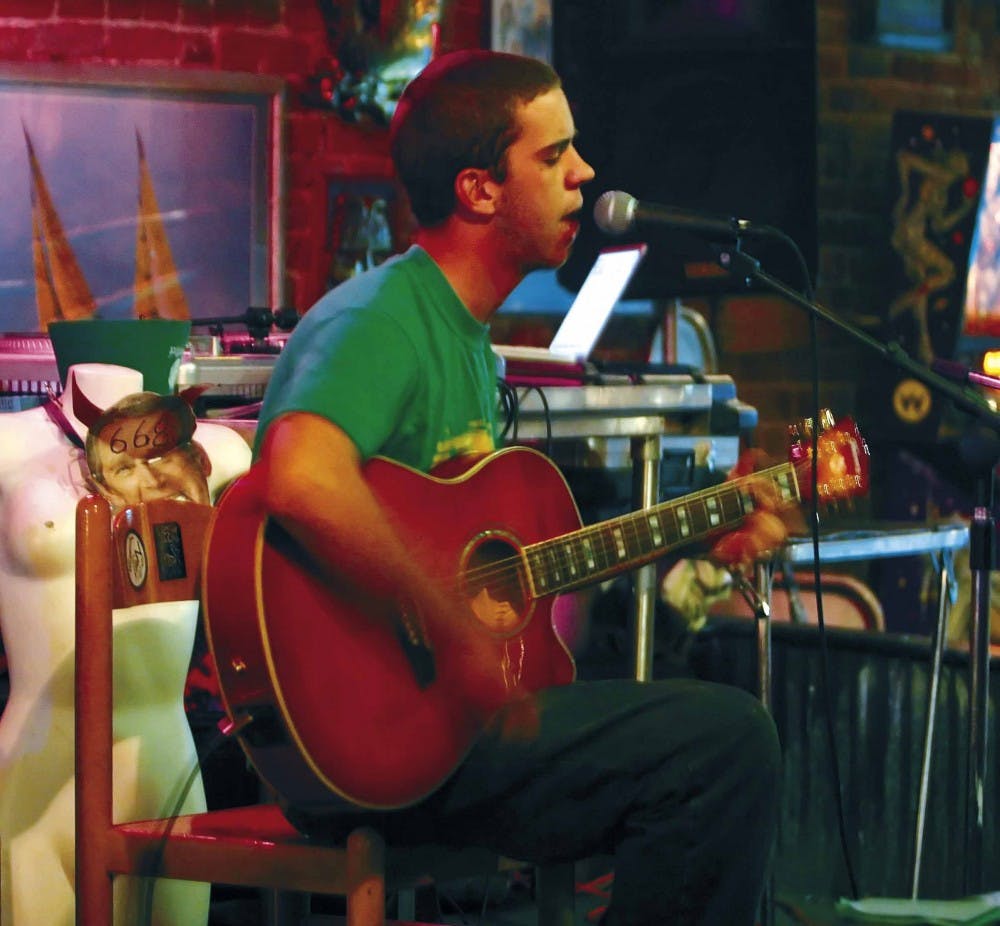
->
[713,239,1000,897]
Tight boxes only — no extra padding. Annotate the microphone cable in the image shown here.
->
[497,378,519,441]
[133,716,252,926]
[772,226,861,901]
[499,381,554,459]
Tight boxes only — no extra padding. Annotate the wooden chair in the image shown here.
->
[74,493,575,925]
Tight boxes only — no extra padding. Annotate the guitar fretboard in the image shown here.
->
[524,462,800,596]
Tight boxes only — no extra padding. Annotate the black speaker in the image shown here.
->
[554,0,817,300]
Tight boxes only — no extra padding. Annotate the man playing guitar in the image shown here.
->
[249,49,788,926]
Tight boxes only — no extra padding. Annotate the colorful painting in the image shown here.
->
[0,65,285,333]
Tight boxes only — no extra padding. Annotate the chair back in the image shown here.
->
[109,498,212,609]
[74,494,213,924]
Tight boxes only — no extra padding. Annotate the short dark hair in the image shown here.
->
[390,49,561,227]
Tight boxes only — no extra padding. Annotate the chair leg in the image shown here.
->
[536,862,576,926]
[346,827,386,926]
[75,865,114,926]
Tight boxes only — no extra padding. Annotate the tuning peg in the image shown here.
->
[797,408,836,438]
[786,411,871,505]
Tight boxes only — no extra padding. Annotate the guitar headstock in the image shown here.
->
[787,409,870,504]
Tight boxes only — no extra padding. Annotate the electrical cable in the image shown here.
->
[512,385,553,458]
[772,227,860,900]
[134,719,248,925]
[497,378,519,441]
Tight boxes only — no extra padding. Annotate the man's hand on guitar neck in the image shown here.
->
[708,448,804,572]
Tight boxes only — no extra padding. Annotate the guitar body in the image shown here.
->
[204,413,869,812]
[203,447,580,811]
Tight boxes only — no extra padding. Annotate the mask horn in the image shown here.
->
[179,384,211,407]
[71,376,105,430]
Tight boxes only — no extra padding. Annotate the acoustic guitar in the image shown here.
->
[202,413,868,811]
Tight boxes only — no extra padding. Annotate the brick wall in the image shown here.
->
[0,0,485,313]
[747,0,999,451]
[1,0,997,454]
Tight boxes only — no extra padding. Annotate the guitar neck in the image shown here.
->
[524,461,801,597]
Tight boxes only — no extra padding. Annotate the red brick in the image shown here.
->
[214,0,281,28]
[217,29,311,75]
[58,0,107,19]
[0,24,36,58]
[178,0,213,27]
[178,30,214,65]
[284,0,325,34]
[287,30,330,67]
[283,229,314,270]
[716,295,809,354]
[285,192,317,233]
[286,268,314,314]
[32,21,105,61]
[321,116,390,162]
[139,0,180,24]
[439,5,484,53]
[107,0,143,20]
[260,34,314,75]
[287,111,325,155]
[216,29,272,72]
[104,23,184,62]
[105,0,179,21]
[1,1,55,17]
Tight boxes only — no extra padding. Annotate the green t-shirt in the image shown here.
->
[255,246,500,472]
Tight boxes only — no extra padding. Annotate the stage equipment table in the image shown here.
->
[767,522,970,898]
[0,337,756,682]
[0,334,280,405]
[509,376,756,682]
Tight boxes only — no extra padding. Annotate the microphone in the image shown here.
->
[594,190,755,238]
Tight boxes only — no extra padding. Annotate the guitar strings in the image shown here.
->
[459,460,802,595]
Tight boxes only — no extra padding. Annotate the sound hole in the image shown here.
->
[463,534,529,637]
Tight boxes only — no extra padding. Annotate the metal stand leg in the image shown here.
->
[965,498,994,895]
[733,562,775,926]
[731,563,774,707]
[754,563,773,712]
[911,550,954,899]
[631,435,661,682]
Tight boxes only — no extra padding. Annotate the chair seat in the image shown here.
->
[139,803,305,842]
[106,803,519,896]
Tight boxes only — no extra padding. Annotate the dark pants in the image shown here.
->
[289,678,781,926]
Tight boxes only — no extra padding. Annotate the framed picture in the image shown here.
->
[491,0,553,63]
[0,64,285,333]
[322,176,401,295]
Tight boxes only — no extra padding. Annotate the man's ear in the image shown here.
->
[455,167,499,217]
